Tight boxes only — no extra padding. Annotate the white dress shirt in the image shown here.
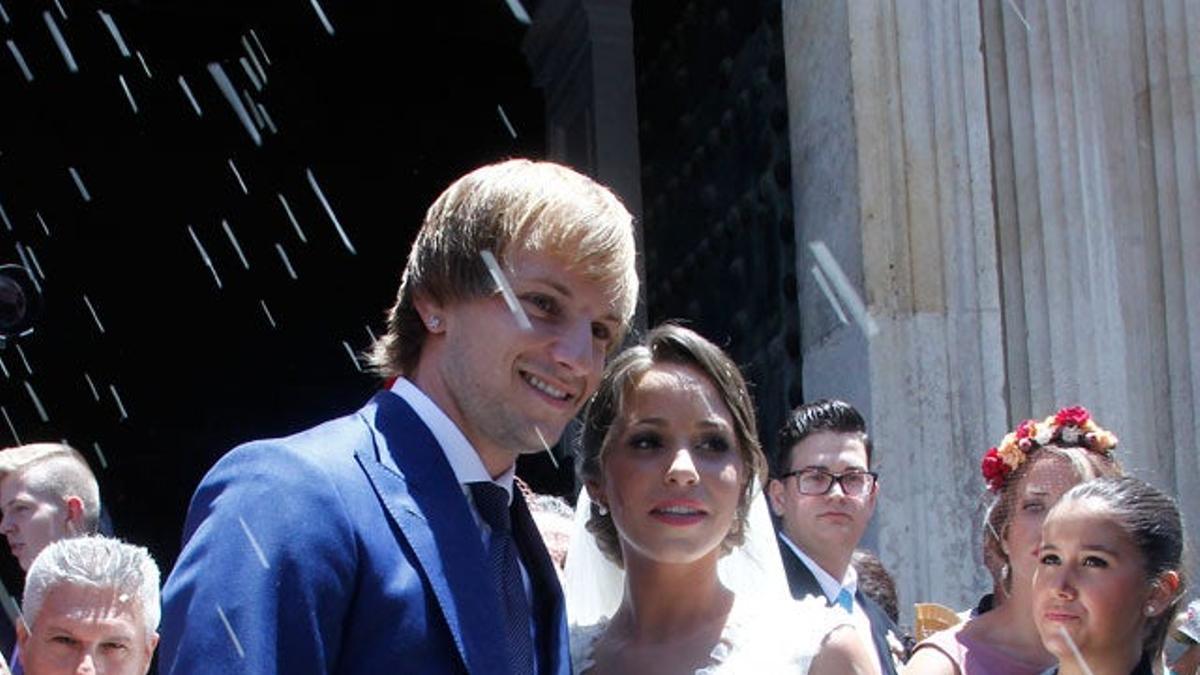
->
[389,378,541,671]
[389,377,516,521]
[779,534,885,675]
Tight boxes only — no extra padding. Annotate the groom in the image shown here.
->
[158,159,640,674]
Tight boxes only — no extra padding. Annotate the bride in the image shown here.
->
[565,324,877,674]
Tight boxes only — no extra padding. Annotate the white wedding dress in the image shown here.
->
[569,592,840,674]
[564,488,848,674]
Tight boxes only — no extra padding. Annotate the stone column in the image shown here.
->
[785,0,1200,614]
[782,0,1007,611]
[982,0,1200,573]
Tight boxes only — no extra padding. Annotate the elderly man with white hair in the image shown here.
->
[16,536,160,675]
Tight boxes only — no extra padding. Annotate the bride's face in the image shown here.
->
[595,362,744,567]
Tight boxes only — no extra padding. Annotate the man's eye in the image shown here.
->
[49,635,77,646]
[1022,501,1044,513]
[841,473,869,490]
[524,294,556,314]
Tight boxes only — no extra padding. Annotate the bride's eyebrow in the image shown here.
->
[626,417,668,427]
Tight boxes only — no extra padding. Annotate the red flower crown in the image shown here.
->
[980,406,1118,492]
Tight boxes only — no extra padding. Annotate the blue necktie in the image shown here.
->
[470,482,535,675]
[836,588,854,613]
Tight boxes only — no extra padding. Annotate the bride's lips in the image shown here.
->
[649,499,708,526]
[1042,608,1080,623]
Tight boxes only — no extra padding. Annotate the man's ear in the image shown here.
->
[142,632,160,675]
[864,477,879,512]
[63,496,86,532]
[411,292,446,334]
[767,479,786,516]
[15,616,28,648]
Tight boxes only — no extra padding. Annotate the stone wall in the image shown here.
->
[784,0,1200,616]
[982,0,1200,591]
[783,0,1006,614]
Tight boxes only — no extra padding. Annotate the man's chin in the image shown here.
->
[806,528,861,549]
[520,428,565,453]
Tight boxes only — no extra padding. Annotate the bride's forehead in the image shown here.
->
[631,364,712,393]
[620,367,728,415]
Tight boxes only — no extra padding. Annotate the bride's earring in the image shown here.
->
[596,502,608,516]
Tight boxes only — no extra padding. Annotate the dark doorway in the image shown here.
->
[0,0,544,590]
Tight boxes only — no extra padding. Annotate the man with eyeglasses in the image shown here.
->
[767,399,902,675]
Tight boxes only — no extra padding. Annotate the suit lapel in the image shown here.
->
[777,535,900,674]
[856,591,900,675]
[776,535,826,602]
[354,392,509,674]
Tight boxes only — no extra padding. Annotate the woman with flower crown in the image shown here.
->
[904,407,1123,675]
[564,324,878,674]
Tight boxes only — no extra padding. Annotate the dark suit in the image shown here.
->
[777,536,900,675]
[159,391,569,674]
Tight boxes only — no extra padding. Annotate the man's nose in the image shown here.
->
[551,318,595,374]
[826,478,847,498]
[75,653,97,675]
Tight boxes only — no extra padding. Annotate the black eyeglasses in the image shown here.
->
[778,468,878,497]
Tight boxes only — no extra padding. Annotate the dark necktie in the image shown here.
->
[470,482,535,675]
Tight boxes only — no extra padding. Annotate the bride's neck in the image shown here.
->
[613,551,733,642]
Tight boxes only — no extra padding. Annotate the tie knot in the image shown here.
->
[836,588,854,613]
[469,482,512,533]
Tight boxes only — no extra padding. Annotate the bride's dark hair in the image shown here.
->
[576,323,767,566]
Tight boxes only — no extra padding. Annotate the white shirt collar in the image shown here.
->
[388,377,515,502]
[779,534,881,675]
[778,533,858,603]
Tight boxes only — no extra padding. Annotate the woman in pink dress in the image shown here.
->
[905,407,1122,675]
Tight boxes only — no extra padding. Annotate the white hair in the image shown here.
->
[22,535,161,638]
[528,494,574,521]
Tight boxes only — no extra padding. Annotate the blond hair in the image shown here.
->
[0,443,101,533]
[368,159,639,377]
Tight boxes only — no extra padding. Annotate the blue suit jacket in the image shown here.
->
[159,392,570,674]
